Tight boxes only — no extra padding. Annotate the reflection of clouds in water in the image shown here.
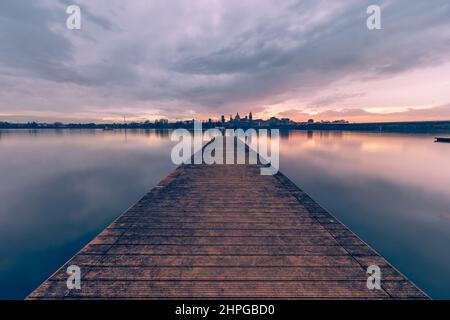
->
[0,130,175,228]
[0,129,176,298]
[277,131,450,299]
[279,132,450,199]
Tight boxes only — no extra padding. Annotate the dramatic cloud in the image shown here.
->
[278,104,450,122]
[0,0,449,122]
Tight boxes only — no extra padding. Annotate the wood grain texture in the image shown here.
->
[28,139,428,300]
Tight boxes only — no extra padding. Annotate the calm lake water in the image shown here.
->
[0,129,449,299]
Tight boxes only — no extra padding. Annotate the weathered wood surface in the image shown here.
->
[28,140,428,299]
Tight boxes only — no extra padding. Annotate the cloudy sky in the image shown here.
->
[1,0,450,123]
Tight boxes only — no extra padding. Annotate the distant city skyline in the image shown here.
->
[1,1,450,123]
[1,105,450,124]
[0,111,314,125]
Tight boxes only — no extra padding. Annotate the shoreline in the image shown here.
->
[1,125,450,134]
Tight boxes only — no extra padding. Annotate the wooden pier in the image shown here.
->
[28,140,428,299]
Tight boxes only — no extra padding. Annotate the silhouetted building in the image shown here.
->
[281,118,291,125]
[234,113,241,126]
[332,119,349,124]
[269,117,279,126]
[155,118,168,125]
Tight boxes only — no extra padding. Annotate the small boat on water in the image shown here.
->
[435,137,450,143]
[103,126,114,131]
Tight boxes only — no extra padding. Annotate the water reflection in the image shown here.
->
[279,131,450,299]
[0,129,449,299]
[0,129,176,299]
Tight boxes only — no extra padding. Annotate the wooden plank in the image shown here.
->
[116,217,317,223]
[66,255,365,267]
[102,244,350,256]
[71,266,405,281]
[119,228,335,237]
[93,235,343,246]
